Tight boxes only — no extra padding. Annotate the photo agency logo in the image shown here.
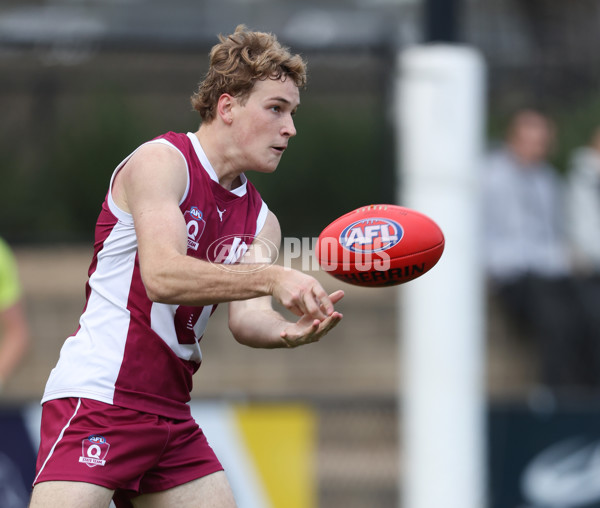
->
[207,235,279,272]
[207,234,392,273]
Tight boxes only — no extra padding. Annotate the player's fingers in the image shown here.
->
[296,314,342,347]
[286,302,304,317]
[329,290,345,305]
[302,289,328,320]
[281,319,320,347]
[311,285,335,316]
[317,312,343,336]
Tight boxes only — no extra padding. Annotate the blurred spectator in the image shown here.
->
[566,126,600,272]
[0,237,29,393]
[564,127,600,389]
[482,109,591,393]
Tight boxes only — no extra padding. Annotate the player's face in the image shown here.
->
[231,76,300,173]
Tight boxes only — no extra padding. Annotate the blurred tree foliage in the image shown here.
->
[552,94,600,173]
[0,90,154,243]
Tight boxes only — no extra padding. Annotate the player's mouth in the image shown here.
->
[272,145,287,154]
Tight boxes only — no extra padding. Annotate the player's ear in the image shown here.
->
[217,94,234,125]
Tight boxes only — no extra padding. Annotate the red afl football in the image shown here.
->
[315,204,445,287]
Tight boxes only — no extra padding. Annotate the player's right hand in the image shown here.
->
[270,267,343,320]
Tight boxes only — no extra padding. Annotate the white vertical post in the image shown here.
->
[396,45,486,508]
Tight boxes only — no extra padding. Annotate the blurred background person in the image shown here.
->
[566,126,600,273]
[482,109,589,394]
[0,237,30,394]
[565,126,600,390]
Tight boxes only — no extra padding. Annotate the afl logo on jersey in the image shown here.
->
[340,218,403,254]
[189,206,203,220]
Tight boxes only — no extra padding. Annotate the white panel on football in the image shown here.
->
[396,45,487,508]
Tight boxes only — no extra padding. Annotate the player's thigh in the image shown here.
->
[29,480,114,508]
[132,471,236,508]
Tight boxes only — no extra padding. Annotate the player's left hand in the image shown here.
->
[280,290,344,348]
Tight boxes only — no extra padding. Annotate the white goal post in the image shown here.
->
[395,44,487,508]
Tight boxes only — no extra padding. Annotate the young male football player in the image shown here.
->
[30,25,343,508]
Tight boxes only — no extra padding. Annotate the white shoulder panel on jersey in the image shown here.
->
[255,201,269,236]
[106,139,192,223]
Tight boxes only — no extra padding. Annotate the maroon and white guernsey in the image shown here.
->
[42,132,268,419]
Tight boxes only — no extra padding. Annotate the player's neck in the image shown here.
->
[193,127,243,191]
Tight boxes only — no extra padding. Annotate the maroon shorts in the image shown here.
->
[33,397,223,507]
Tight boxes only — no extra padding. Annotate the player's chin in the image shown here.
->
[255,159,281,174]
[253,166,279,175]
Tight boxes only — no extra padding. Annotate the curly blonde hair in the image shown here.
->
[190,25,307,123]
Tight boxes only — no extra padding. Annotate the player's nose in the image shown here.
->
[282,115,297,138]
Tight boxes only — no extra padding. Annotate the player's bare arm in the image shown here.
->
[228,212,344,349]
[114,143,338,320]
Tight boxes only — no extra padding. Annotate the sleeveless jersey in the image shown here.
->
[41,132,269,419]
